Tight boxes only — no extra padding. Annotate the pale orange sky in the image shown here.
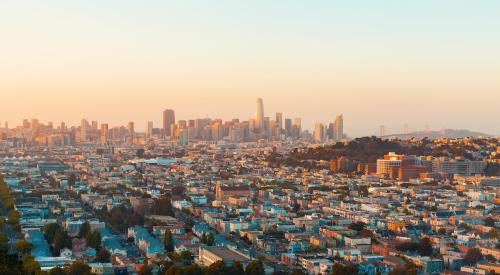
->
[1,1,499,136]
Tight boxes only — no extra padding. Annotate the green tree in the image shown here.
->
[463,248,484,266]
[165,265,183,275]
[183,264,203,275]
[48,266,66,275]
[14,240,33,256]
[7,209,20,226]
[138,264,153,275]
[331,263,358,275]
[53,230,72,255]
[484,217,495,227]
[0,232,9,252]
[348,221,366,232]
[78,221,91,238]
[418,237,433,256]
[22,256,41,275]
[86,230,101,250]
[291,269,305,275]
[230,261,244,275]
[245,260,264,275]
[204,261,229,275]
[64,261,93,275]
[206,233,215,246]
[96,248,111,263]
[44,223,63,244]
[164,229,174,252]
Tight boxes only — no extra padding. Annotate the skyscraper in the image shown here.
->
[275,112,283,130]
[163,109,175,137]
[255,98,264,131]
[314,123,325,142]
[284,118,292,137]
[128,122,135,140]
[101,123,109,144]
[334,114,343,141]
[81,119,88,142]
[147,121,154,138]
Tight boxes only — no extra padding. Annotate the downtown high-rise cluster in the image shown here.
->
[0,98,344,146]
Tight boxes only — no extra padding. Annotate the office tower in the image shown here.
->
[314,123,325,142]
[379,125,386,137]
[23,119,30,129]
[255,98,264,131]
[284,118,292,137]
[211,122,223,141]
[147,121,154,138]
[293,118,301,139]
[334,114,343,141]
[4,121,8,130]
[101,123,109,143]
[128,122,135,138]
[91,120,98,131]
[327,123,334,140]
[31,118,40,136]
[60,121,66,131]
[81,119,88,142]
[188,120,195,128]
[275,113,283,130]
[47,122,53,130]
[163,109,175,137]
[178,120,187,129]
[179,129,189,146]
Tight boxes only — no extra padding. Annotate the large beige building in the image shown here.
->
[198,246,251,267]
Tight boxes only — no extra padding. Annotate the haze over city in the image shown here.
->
[1,1,500,136]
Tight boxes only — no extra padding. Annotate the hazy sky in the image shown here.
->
[1,1,499,137]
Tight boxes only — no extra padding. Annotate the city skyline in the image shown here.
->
[1,1,499,136]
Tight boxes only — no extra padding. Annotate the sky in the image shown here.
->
[1,0,499,137]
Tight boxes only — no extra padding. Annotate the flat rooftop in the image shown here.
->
[204,246,250,262]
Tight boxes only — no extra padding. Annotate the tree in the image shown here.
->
[138,264,153,275]
[7,209,20,226]
[14,240,33,256]
[22,256,41,275]
[183,264,204,275]
[360,229,374,238]
[418,237,433,256]
[164,229,174,252]
[488,229,499,239]
[64,261,93,275]
[96,248,111,263]
[0,250,23,274]
[165,265,183,275]
[78,221,91,238]
[484,217,495,227]
[68,173,77,187]
[136,149,145,158]
[206,233,215,246]
[245,260,264,275]
[205,261,229,275]
[230,261,244,275]
[0,232,9,252]
[463,248,483,266]
[291,269,305,275]
[485,254,496,263]
[348,221,366,232]
[53,230,72,255]
[86,230,101,250]
[44,223,63,244]
[331,263,358,275]
[48,266,66,275]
